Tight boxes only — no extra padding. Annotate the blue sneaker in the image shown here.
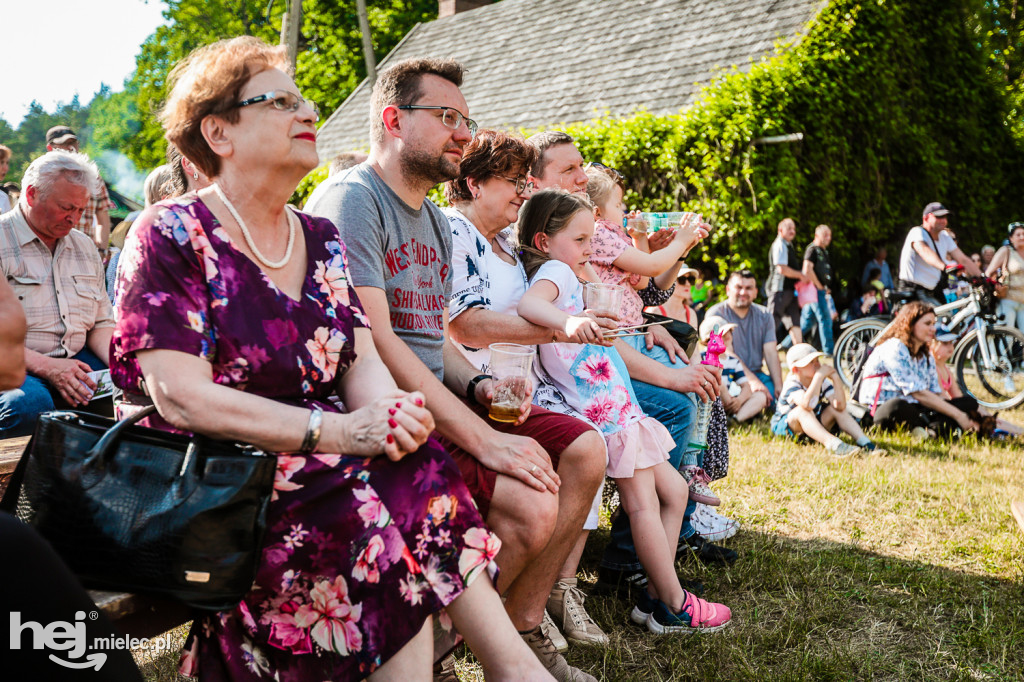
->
[629,590,656,625]
[647,593,732,635]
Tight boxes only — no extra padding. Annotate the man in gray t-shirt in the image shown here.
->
[703,270,782,399]
[305,163,452,380]
[306,57,603,681]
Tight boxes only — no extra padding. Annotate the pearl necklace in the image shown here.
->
[213,183,296,270]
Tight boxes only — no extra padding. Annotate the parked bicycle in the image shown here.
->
[834,269,1024,409]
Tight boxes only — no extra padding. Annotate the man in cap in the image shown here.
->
[897,202,981,306]
[45,126,114,255]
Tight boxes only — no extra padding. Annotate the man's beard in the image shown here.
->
[400,146,459,186]
[731,298,751,309]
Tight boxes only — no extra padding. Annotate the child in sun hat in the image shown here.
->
[771,343,881,456]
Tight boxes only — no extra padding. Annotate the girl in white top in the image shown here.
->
[985,222,1024,331]
[516,189,731,634]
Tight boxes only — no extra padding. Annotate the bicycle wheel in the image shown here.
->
[953,325,1024,409]
[834,318,888,388]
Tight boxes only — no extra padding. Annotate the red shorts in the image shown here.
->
[433,401,595,519]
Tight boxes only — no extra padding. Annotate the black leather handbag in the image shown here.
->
[0,406,277,611]
[642,311,699,357]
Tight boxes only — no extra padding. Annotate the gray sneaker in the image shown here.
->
[831,442,862,457]
[521,625,598,682]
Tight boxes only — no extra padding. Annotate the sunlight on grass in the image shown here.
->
[139,418,1024,681]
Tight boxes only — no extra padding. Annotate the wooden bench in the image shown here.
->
[0,435,28,499]
[2,436,192,640]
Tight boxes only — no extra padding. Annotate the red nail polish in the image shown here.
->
[388,418,398,428]
[386,434,394,444]
[388,408,396,416]
[414,397,424,406]
[395,402,402,408]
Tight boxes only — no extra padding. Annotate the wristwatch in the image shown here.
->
[466,374,492,405]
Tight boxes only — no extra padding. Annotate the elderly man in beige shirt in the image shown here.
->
[0,150,114,437]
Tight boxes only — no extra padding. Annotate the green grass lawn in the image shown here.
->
[140,420,1024,681]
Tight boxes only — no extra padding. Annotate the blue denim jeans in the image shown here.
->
[600,335,699,573]
[800,289,835,355]
[0,349,106,437]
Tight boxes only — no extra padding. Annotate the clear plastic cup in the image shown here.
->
[584,282,624,317]
[487,343,536,423]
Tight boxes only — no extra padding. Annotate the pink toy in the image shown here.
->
[703,328,725,368]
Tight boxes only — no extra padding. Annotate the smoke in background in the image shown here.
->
[96,150,146,204]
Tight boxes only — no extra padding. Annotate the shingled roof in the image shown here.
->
[316,0,825,160]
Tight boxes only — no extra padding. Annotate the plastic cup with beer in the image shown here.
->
[486,343,536,423]
[583,282,624,318]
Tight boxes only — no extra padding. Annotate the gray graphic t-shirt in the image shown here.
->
[305,164,452,380]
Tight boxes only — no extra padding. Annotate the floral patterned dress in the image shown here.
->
[529,261,674,478]
[110,196,500,680]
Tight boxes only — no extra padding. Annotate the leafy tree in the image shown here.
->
[121,0,436,170]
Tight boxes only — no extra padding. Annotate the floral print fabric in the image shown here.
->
[589,219,645,327]
[857,337,941,406]
[111,196,498,680]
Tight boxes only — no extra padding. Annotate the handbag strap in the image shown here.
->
[867,373,889,416]
[85,404,158,462]
[0,405,159,511]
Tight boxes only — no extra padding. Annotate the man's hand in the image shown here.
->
[645,324,686,364]
[41,357,96,406]
[476,378,534,425]
[476,432,560,494]
[672,363,721,402]
[647,229,675,252]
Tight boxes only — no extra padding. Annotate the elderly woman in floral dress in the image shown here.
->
[111,36,550,681]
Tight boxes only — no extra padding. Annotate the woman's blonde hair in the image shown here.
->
[516,189,594,280]
[160,36,288,178]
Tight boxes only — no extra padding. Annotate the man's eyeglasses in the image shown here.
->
[585,161,624,182]
[236,90,320,120]
[397,105,478,138]
[500,175,535,194]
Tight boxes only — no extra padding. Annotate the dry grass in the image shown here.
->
[139,419,1024,681]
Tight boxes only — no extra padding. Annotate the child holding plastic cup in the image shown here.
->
[516,189,732,634]
[585,166,708,356]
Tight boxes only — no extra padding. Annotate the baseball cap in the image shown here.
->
[46,126,78,146]
[786,343,825,369]
[922,202,950,218]
[935,325,957,343]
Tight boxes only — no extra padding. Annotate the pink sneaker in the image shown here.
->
[646,591,732,634]
[681,466,720,506]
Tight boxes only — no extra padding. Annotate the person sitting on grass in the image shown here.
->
[857,302,980,438]
[771,344,880,456]
[702,318,769,422]
[929,329,1023,437]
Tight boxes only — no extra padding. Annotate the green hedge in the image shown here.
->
[561,0,1023,295]
[295,0,1023,298]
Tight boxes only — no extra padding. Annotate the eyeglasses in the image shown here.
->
[1009,221,1024,235]
[500,175,535,194]
[397,105,478,138]
[236,90,320,121]
[678,276,696,284]
[585,161,624,182]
